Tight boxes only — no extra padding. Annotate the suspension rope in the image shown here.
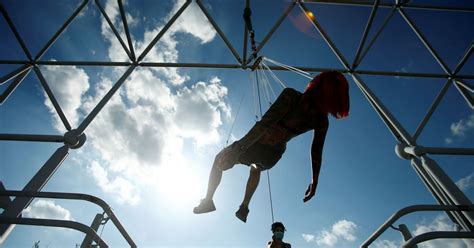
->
[254,69,275,224]
[225,91,246,147]
[263,57,313,80]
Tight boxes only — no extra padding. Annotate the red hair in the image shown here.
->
[304,71,350,119]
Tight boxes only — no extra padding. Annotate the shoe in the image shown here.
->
[235,205,249,223]
[193,199,216,214]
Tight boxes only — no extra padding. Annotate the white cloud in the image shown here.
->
[445,114,474,144]
[23,200,73,221]
[39,0,228,205]
[302,233,315,242]
[88,161,140,205]
[414,215,473,248]
[373,240,398,248]
[303,220,358,247]
[456,173,474,191]
[169,0,216,44]
[42,65,90,131]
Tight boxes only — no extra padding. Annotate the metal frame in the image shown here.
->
[0,190,137,248]
[1,0,473,246]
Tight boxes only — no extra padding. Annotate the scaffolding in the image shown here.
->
[0,0,473,247]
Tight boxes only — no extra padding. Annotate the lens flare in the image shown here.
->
[306,11,315,20]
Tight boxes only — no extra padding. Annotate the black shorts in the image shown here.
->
[238,142,286,170]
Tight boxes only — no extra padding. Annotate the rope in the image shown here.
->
[225,91,246,147]
[263,57,313,80]
[254,69,275,224]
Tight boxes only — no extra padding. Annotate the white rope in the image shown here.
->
[261,61,287,89]
[258,65,272,107]
[259,63,277,100]
[264,57,313,80]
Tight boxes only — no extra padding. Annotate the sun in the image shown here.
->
[154,157,205,209]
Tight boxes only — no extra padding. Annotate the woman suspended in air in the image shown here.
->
[193,71,350,223]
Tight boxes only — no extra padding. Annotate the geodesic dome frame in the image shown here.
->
[0,0,473,247]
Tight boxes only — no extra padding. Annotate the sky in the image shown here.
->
[0,0,473,247]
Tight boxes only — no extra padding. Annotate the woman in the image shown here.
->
[193,71,350,223]
[267,222,291,248]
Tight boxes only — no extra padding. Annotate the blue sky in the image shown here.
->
[1,0,473,247]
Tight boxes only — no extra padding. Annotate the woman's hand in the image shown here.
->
[303,182,317,202]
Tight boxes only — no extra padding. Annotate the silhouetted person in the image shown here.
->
[194,71,350,222]
[267,222,291,248]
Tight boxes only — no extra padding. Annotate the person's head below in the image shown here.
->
[304,71,350,119]
[271,222,286,241]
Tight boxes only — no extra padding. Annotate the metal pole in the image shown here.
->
[402,231,474,248]
[0,190,137,247]
[137,0,191,62]
[94,0,133,60]
[77,65,136,134]
[0,4,33,61]
[118,0,136,61]
[361,204,474,247]
[404,146,474,157]
[299,2,351,70]
[81,213,105,248]
[421,156,474,229]
[303,0,474,13]
[33,66,72,131]
[352,0,380,69]
[244,1,296,65]
[0,68,31,105]
[412,79,451,141]
[351,73,415,144]
[196,0,242,64]
[398,8,451,75]
[0,217,108,248]
[38,61,132,66]
[454,80,474,109]
[0,64,32,85]
[410,157,463,227]
[355,7,397,67]
[453,43,473,75]
[34,0,89,61]
[0,146,69,237]
[0,134,64,143]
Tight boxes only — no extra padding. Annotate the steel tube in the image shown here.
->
[361,204,474,247]
[398,8,451,75]
[196,0,242,64]
[413,79,451,141]
[352,0,380,69]
[356,7,396,67]
[421,156,474,229]
[34,0,89,61]
[0,190,137,247]
[405,146,474,157]
[137,0,191,62]
[77,65,136,134]
[0,69,30,105]
[454,43,473,75]
[0,5,33,60]
[410,158,464,230]
[0,134,64,143]
[304,0,474,13]
[0,217,108,248]
[0,146,69,237]
[118,0,136,61]
[402,231,474,248]
[299,2,351,70]
[38,60,132,66]
[245,2,296,65]
[0,64,32,85]
[454,81,474,109]
[94,0,133,60]
[33,66,72,131]
[352,73,415,144]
